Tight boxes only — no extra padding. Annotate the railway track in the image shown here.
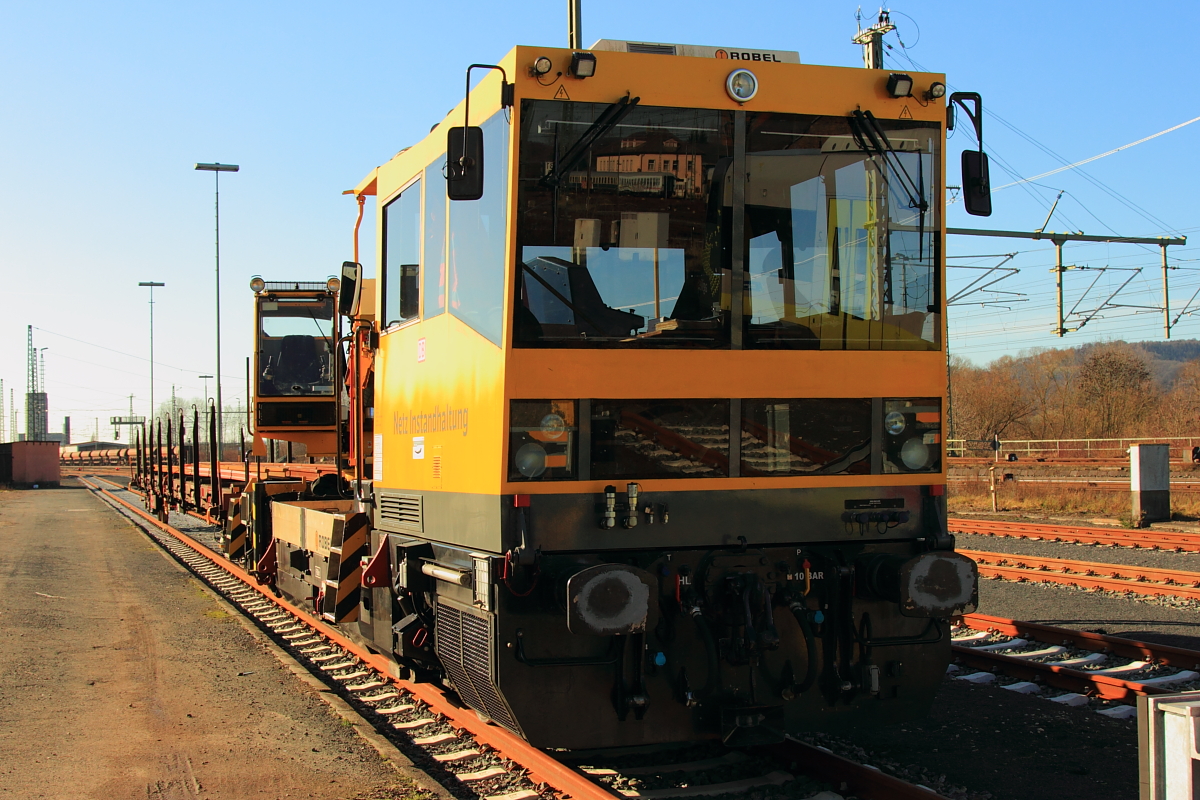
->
[951,613,1200,712]
[78,475,950,800]
[949,477,1200,493]
[951,456,1200,467]
[949,517,1200,551]
[960,548,1200,601]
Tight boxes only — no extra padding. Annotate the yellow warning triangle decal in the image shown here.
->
[554,85,570,100]
[899,105,913,120]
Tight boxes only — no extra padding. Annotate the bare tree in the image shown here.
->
[948,356,1033,445]
[1074,344,1157,438]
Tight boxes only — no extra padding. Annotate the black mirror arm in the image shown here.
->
[457,64,513,177]
[947,92,983,149]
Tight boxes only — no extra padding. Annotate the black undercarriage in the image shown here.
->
[250,484,976,749]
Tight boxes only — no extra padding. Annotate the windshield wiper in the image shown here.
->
[540,95,641,188]
[849,109,929,265]
[849,110,926,212]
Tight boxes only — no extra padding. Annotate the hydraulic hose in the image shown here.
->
[741,586,757,648]
[690,607,720,695]
[788,601,818,693]
[760,585,780,649]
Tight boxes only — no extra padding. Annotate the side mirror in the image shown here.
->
[338,261,363,317]
[961,150,992,217]
[948,91,992,217]
[447,126,484,201]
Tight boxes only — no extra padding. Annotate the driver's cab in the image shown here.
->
[251,279,341,455]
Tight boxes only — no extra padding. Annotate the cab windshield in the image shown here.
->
[257,297,336,397]
[515,101,940,350]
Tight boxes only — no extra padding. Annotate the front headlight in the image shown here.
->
[900,437,932,470]
[540,413,566,440]
[509,400,577,481]
[515,443,548,478]
[883,399,941,474]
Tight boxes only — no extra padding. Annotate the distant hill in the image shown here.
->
[1016,339,1200,390]
[1137,339,1200,363]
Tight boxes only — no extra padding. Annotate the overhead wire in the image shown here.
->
[884,34,1182,240]
[993,114,1200,192]
[879,18,1200,360]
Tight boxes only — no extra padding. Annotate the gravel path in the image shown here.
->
[0,480,428,800]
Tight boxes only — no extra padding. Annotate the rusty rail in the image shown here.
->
[951,645,1170,703]
[949,478,1200,494]
[949,517,1200,552]
[768,740,952,799]
[960,548,1200,600]
[954,613,1200,703]
[962,613,1200,671]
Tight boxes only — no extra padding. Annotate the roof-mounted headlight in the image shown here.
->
[570,52,596,78]
[249,276,265,294]
[886,73,913,98]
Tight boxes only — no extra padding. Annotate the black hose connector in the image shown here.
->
[690,606,720,695]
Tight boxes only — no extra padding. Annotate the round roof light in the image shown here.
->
[726,68,758,103]
[327,276,341,293]
[927,82,947,99]
[533,56,553,76]
[249,276,265,294]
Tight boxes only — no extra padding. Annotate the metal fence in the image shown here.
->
[947,437,1200,460]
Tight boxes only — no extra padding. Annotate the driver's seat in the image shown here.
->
[274,335,322,387]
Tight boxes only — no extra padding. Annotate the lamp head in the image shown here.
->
[886,73,913,98]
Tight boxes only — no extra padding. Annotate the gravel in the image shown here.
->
[973,571,1200,650]
[957,530,1200,572]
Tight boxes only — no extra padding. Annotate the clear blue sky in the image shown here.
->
[3,1,1198,441]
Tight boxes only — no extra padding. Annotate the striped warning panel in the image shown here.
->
[224,496,247,563]
[321,512,369,623]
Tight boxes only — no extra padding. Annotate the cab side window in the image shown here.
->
[424,158,447,319]
[382,179,422,328]
[448,112,508,345]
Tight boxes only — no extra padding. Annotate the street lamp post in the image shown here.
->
[199,374,213,459]
[194,161,239,461]
[138,281,165,424]
[199,374,213,408]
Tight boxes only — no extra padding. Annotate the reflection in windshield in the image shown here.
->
[515,103,940,350]
[516,101,734,348]
[258,298,335,397]
[744,116,939,350]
